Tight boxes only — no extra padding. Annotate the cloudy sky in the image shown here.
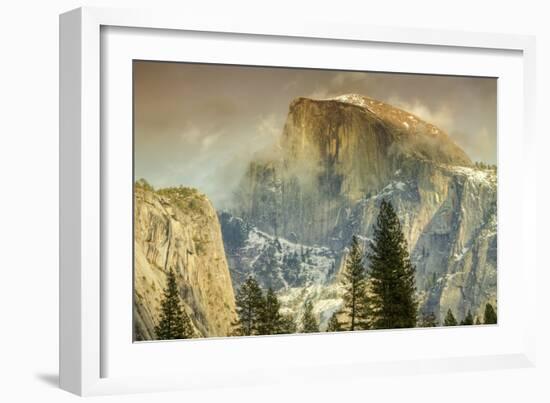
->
[134,61,496,207]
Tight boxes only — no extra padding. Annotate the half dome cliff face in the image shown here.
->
[235,94,477,243]
[282,95,472,198]
[230,94,496,323]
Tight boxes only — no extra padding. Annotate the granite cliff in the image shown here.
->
[228,94,497,325]
[134,182,237,340]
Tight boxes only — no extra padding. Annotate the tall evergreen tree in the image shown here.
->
[301,301,319,333]
[233,276,264,336]
[258,288,283,335]
[444,309,457,326]
[341,235,368,330]
[367,200,417,329]
[483,303,497,324]
[460,310,474,325]
[155,269,194,340]
[419,311,438,327]
[355,293,373,330]
[326,311,343,332]
[278,314,297,334]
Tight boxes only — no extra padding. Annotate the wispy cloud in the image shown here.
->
[387,96,455,133]
[134,61,497,207]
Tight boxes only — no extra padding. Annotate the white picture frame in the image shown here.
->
[59,6,537,396]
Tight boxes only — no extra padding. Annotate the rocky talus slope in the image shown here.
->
[134,182,237,340]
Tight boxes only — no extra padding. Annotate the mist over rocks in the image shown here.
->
[227,94,496,325]
[134,93,497,337]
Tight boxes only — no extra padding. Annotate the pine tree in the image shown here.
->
[419,311,438,327]
[460,310,474,325]
[355,293,373,331]
[367,200,418,329]
[258,288,283,335]
[483,303,497,324]
[444,309,457,326]
[155,269,194,340]
[326,311,343,332]
[301,301,319,333]
[279,314,297,334]
[475,317,481,325]
[233,276,265,336]
[341,235,368,330]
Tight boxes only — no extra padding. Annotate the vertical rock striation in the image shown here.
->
[134,182,237,340]
[231,94,496,324]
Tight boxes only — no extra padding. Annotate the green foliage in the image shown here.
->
[186,198,204,214]
[483,303,497,324]
[474,161,497,171]
[279,314,297,334]
[341,235,368,330]
[444,309,458,326]
[419,311,438,327]
[157,186,197,200]
[475,161,487,169]
[156,186,206,215]
[475,317,481,325]
[232,277,265,336]
[154,269,194,340]
[258,288,283,335]
[460,310,474,325]
[135,178,154,191]
[367,200,417,329]
[326,311,343,332]
[301,301,319,333]
[233,278,297,336]
[252,240,283,290]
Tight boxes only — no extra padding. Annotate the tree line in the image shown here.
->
[439,303,497,327]
[328,200,417,331]
[231,199,498,335]
[152,200,497,340]
[327,200,498,331]
[231,200,418,334]
[474,161,497,171]
[231,276,317,335]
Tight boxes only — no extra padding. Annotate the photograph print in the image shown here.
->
[133,62,497,341]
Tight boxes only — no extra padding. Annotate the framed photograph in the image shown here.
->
[60,7,537,396]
